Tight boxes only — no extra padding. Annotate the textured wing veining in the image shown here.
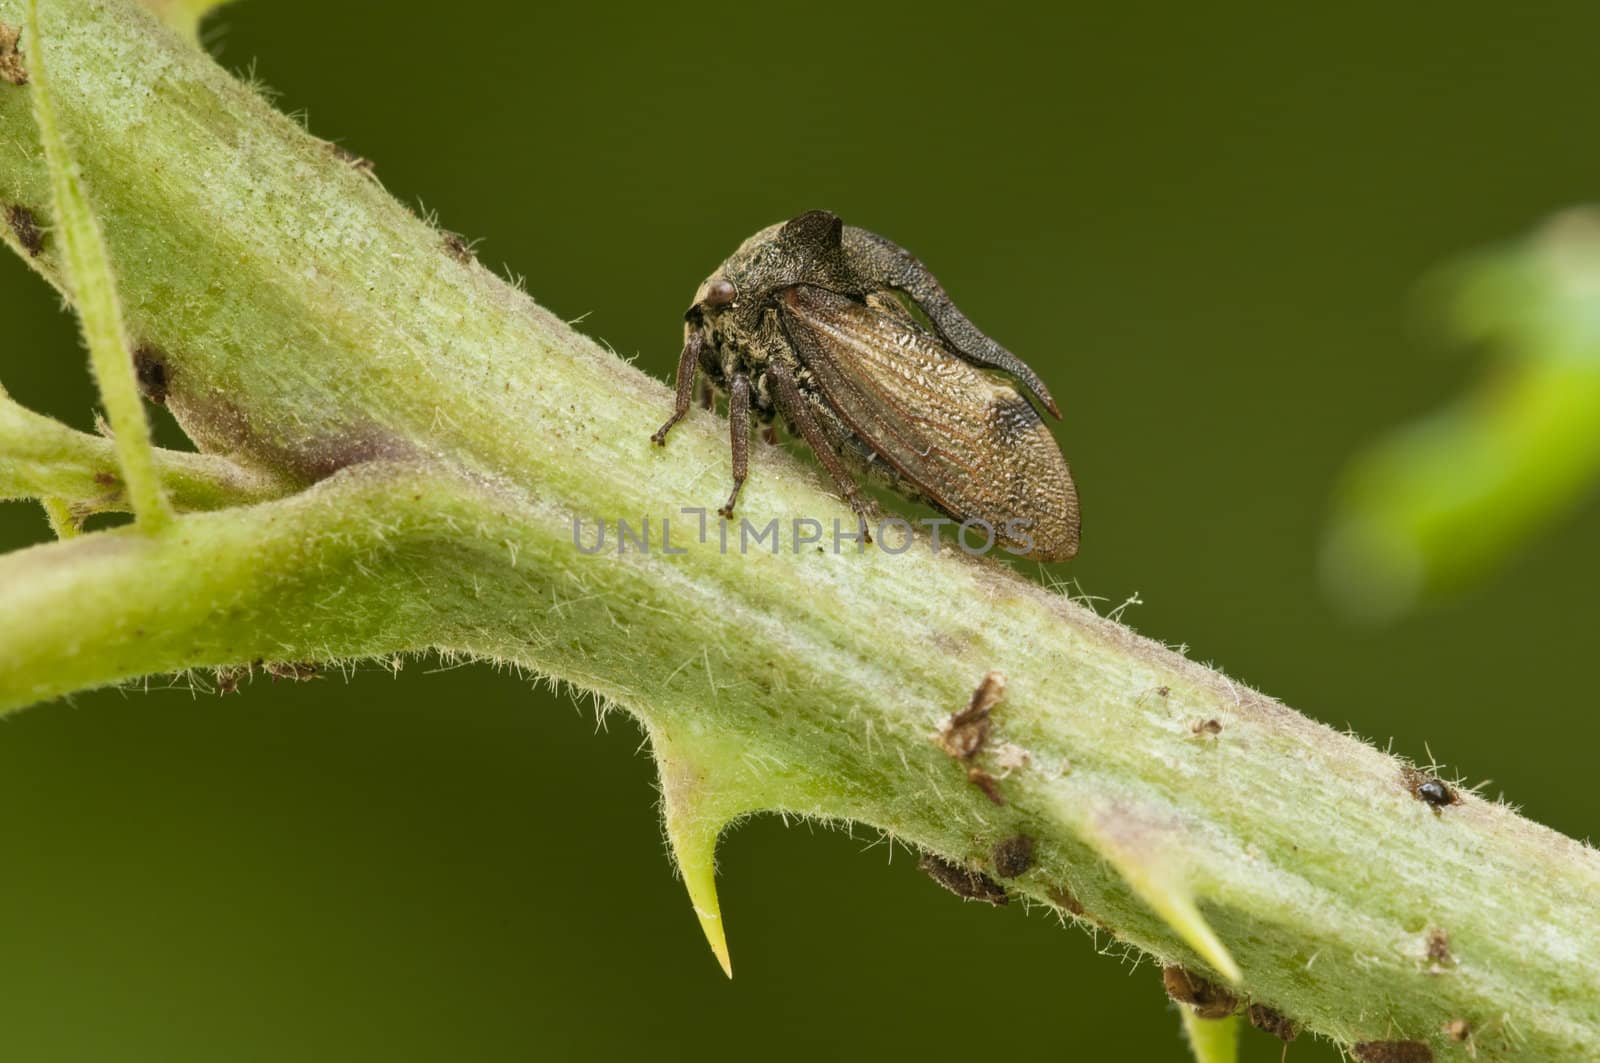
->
[840,224,1061,417]
[776,284,1079,561]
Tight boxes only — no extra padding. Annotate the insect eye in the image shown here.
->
[704,278,737,308]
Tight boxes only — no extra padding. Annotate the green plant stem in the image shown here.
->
[0,2,1596,1059]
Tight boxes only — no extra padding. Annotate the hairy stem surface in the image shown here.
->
[0,3,1595,1059]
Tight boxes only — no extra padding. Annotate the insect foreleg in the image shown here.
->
[651,331,706,446]
[718,372,751,519]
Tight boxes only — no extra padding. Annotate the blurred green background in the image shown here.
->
[3,3,1599,1060]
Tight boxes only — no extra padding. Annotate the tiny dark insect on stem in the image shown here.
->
[917,852,1008,906]
[1351,1040,1434,1063]
[1402,766,1459,811]
[651,211,1080,561]
[1161,965,1238,1020]
[1247,1003,1298,1043]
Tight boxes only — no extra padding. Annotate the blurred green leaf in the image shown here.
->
[1323,209,1600,621]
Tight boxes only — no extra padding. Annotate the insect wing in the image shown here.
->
[776,285,1079,561]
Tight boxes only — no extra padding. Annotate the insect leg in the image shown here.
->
[651,332,706,445]
[767,359,874,543]
[717,372,750,518]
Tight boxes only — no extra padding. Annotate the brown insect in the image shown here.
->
[1161,965,1238,1020]
[916,852,1009,906]
[1351,1041,1434,1063]
[651,210,1079,561]
[1247,1003,1299,1044]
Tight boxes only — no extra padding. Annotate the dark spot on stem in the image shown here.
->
[992,835,1034,878]
[6,204,43,255]
[442,230,474,263]
[1351,1041,1433,1063]
[0,21,26,85]
[1191,718,1222,736]
[133,346,169,405]
[1402,766,1458,811]
[1161,965,1237,1020]
[1247,1004,1298,1042]
[174,391,417,485]
[967,767,1004,805]
[917,853,1008,906]
[1443,1018,1470,1042]
[92,471,118,488]
[1046,885,1084,916]
[938,670,1005,760]
[1425,927,1454,971]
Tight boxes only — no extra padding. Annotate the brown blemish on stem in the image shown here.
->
[442,231,474,263]
[133,345,169,405]
[1351,1041,1433,1063]
[1046,884,1084,916]
[1161,965,1237,1020]
[1425,927,1454,972]
[992,834,1034,878]
[6,204,43,255]
[917,852,1007,906]
[1443,1018,1470,1043]
[172,391,418,485]
[1191,717,1222,736]
[0,21,26,85]
[1402,766,1459,811]
[967,767,1004,805]
[938,670,1004,759]
[938,671,1013,804]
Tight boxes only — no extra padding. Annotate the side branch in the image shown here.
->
[0,389,291,518]
[0,461,528,708]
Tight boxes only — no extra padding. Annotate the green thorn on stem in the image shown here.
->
[1080,804,1242,984]
[658,745,741,979]
[670,814,732,979]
